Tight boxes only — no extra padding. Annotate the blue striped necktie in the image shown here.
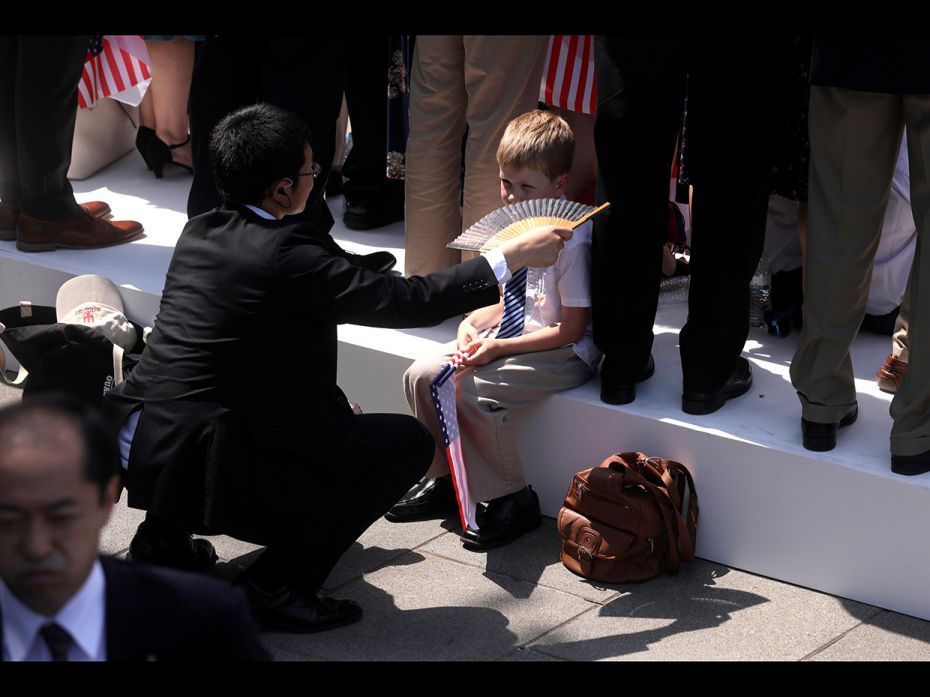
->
[496,266,528,338]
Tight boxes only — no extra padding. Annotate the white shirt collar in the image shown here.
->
[1,559,107,661]
[244,204,276,220]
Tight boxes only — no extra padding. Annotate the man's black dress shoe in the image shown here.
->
[681,357,753,415]
[600,354,655,405]
[801,404,858,452]
[127,521,218,572]
[385,475,458,522]
[891,450,930,476]
[239,581,362,633]
[460,486,541,551]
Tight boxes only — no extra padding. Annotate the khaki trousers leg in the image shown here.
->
[404,343,593,502]
[404,36,548,277]
[790,86,904,423]
[890,95,930,455]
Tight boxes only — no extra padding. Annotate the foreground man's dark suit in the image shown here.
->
[0,557,269,661]
[106,203,500,591]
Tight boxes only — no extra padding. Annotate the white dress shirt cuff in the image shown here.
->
[483,248,511,285]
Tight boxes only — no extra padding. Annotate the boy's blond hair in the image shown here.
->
[496,110,574,181]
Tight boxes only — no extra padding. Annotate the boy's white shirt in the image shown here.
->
[497,218,600,370]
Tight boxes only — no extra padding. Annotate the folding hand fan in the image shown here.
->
[448,198,610,252]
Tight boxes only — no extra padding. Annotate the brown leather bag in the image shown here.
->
[557,452,699,583]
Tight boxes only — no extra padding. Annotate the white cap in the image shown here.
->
[56,274,137,351]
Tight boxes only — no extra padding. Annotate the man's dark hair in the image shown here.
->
[209,103,313,205]
[0,394,121,498]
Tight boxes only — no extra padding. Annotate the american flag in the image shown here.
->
[78,35,151,109]
[429,349,479,531]
[539,36,596,115]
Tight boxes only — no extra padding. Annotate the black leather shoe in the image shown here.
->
[682,357,753,415]
[460,486,541,551]
[127,521,218,572]
[385,475,458,522]
[343,198,404,231]
[891,450,930,476]
[600,354,655,405]
[801,405,858,452]
[345,249,397,273]
[239,581,362,633]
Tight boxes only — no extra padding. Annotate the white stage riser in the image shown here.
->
[338,338,930,622]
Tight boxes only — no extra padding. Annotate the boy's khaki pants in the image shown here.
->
[405,342,593,502]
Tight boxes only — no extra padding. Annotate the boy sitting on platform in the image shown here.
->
[387,110,600,550]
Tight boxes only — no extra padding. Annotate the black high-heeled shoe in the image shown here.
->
[135,125,158,171]
[139,132,193,179]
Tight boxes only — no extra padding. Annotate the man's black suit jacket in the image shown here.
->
[0,557,269,661]
[105,203,500,547]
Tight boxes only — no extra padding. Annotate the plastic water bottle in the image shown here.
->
[749,256,771,328]
[658,274,690,306]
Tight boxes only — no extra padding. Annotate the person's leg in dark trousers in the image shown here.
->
[257,36,349,234]
[7,36,89,219]
[0,36,20,209]
[342,36,404,229]
[187,35,260,219]
[592,36,686,401]
[244,413,434,595]
[680,38,792,395]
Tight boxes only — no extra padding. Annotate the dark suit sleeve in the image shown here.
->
[276,230,501,327]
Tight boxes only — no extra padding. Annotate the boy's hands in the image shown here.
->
[456,320,480,350]
[462,337,504,366]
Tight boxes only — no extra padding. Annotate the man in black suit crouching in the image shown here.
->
[0,395,269,661]
[105,103,572,634]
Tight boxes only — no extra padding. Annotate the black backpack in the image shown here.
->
[0,301,146,406]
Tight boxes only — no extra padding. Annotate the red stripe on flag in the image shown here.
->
[575,36,592,114]
[103,42,126,93]
[543,36,561,107]
[562,36,579,113]
[446,443,469,531]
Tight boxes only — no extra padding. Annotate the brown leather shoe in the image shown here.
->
[16,212,143,252]
[78,200,112,220]
[1,201,112,241]
[877,354,908,394]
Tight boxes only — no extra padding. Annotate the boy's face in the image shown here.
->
[499,165,569,205]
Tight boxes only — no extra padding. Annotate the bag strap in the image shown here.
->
[0,342,29,385]
[0,302,58,386]
[112,343,124,386]
[661,459,699,555]
[643,460,696,562]
[614,453,698,564]
[618,466,684,572]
